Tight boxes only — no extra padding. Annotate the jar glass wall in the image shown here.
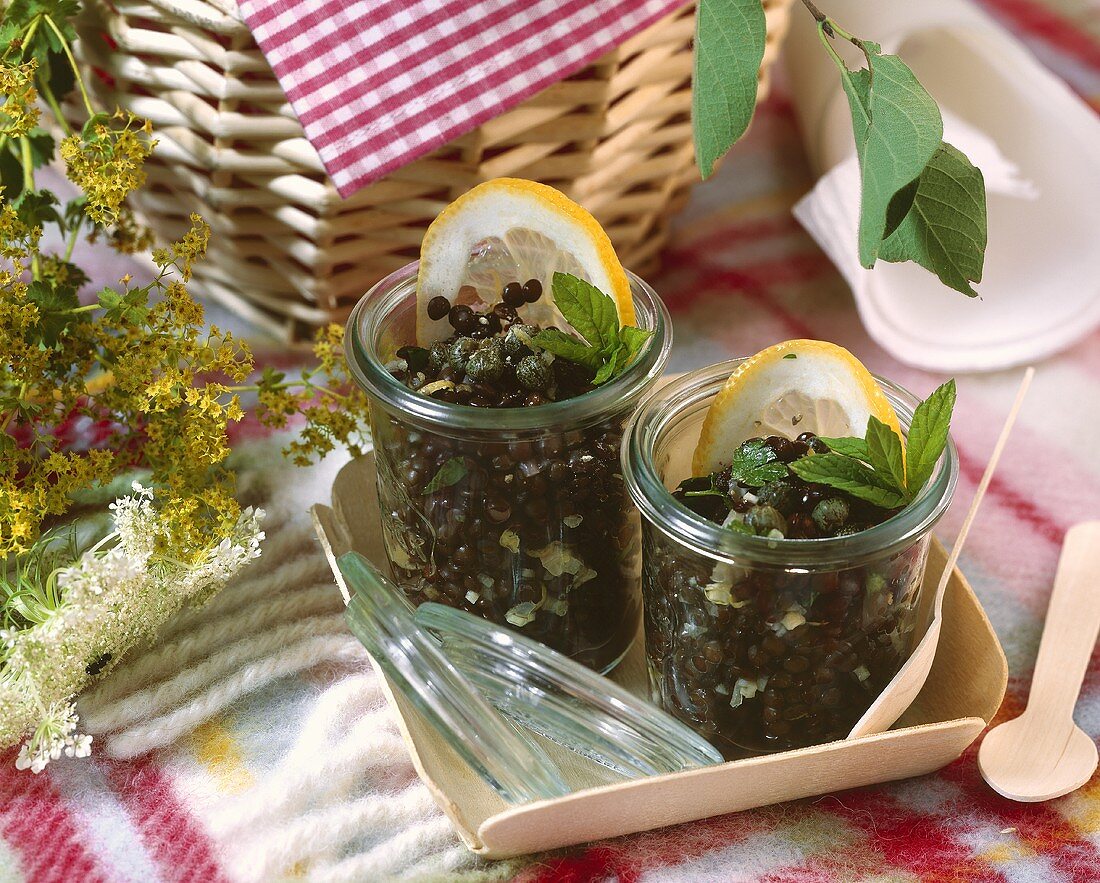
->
[345,262,672,673]
[622,362,958,756]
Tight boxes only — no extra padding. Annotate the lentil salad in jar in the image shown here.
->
[344,180,671,673]
[623,343,958,756]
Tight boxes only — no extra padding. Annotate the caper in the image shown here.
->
[516,354,551,390]
[447,337,480,371]
[756,480,798,514]
[812,497,850,534]
[746,504,787,536]
[465,348,503,382]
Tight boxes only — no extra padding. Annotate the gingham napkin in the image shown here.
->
[237,0,687,196]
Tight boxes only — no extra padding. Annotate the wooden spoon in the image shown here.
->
[978,521,1100,802]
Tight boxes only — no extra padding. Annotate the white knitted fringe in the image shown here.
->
[104,633,367,758]
[82,613,351,733]
[225,787,440,883]
[82,582,342,708]
[311,816,468,881]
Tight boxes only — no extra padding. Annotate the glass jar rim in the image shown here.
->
[344,261,672,434]
[621,360,959,569]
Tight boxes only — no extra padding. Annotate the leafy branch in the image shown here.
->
[691,0,988,296]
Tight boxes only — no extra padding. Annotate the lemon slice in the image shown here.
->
[416,178,634,345]
[693,340,901,475]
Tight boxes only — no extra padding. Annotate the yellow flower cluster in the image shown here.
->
[0,60,40,137]
[256,324,373,467]
[60,112,155,227]
[1,215,254,559]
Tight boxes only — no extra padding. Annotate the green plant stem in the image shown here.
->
[0,384,29,435]
[60,303,99,316]
[37,74,72,136]
[41,16,95,117]
[19,137,40,280]
[800,0,874,70]
[64,214,83,261]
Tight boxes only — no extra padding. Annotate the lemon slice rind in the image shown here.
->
[416,178,633,346]
[693,340,901,476]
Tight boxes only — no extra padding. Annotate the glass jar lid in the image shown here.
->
[414,602,723,776]
[338,552,569,803]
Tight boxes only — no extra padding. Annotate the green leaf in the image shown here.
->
[817,436,870,461]
[530,327,601,370]
[835,50,943,268]
[97,285,150,324]
[81,112,110,142]
[26,279,79,346]
[728,439,789,487]
[618,324,654,367]
[691,0,767,178]
[396,345,430,374]
[789,452,908,509]
[0,150,23,201]
[13,188,61,228]
[551,272,619,350]
[424,458,467,495]
[865,416,907,497]
[592,344,623,386]
[879,142,987,297]
[905,379,956,497]
[744,462,789,486]
[725,519,755,536]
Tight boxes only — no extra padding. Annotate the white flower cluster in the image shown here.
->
[1,484,266,772]
[15,700,92,774]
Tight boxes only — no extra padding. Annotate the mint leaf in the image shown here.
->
[592,344,623,386]
[817,436,869,461]
[744,462,789,486]
[424,458,467,494]
[835,50,943,268]
[905,379,956,496]
[879,142,987,297]
[551,273,618,351]
[865,416,907,497]
[530,327,600,370]
[618,325,654,366]
[789,453,908,509]
[692,0,767,178]
[729,440,789,487]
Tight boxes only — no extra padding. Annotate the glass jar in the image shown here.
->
[345,262,672,673]
[622,361,958,757]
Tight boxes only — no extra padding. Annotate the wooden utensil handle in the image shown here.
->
[1027,522,1100,721]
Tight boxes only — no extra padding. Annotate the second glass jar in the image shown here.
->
[622,362,958,757]
[345,262,672,673]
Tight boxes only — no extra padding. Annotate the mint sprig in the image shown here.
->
[790,380,956,507]
[530,273,654,385]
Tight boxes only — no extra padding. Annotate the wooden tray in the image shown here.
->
[312,454,1007,859]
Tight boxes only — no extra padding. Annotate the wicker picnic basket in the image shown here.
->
[73,0,794,341]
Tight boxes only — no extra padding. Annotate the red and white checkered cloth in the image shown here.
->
[237,0,687,196]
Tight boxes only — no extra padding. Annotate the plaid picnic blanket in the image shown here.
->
[2,1,1099,880]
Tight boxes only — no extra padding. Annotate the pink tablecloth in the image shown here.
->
[2,1,1099,880]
